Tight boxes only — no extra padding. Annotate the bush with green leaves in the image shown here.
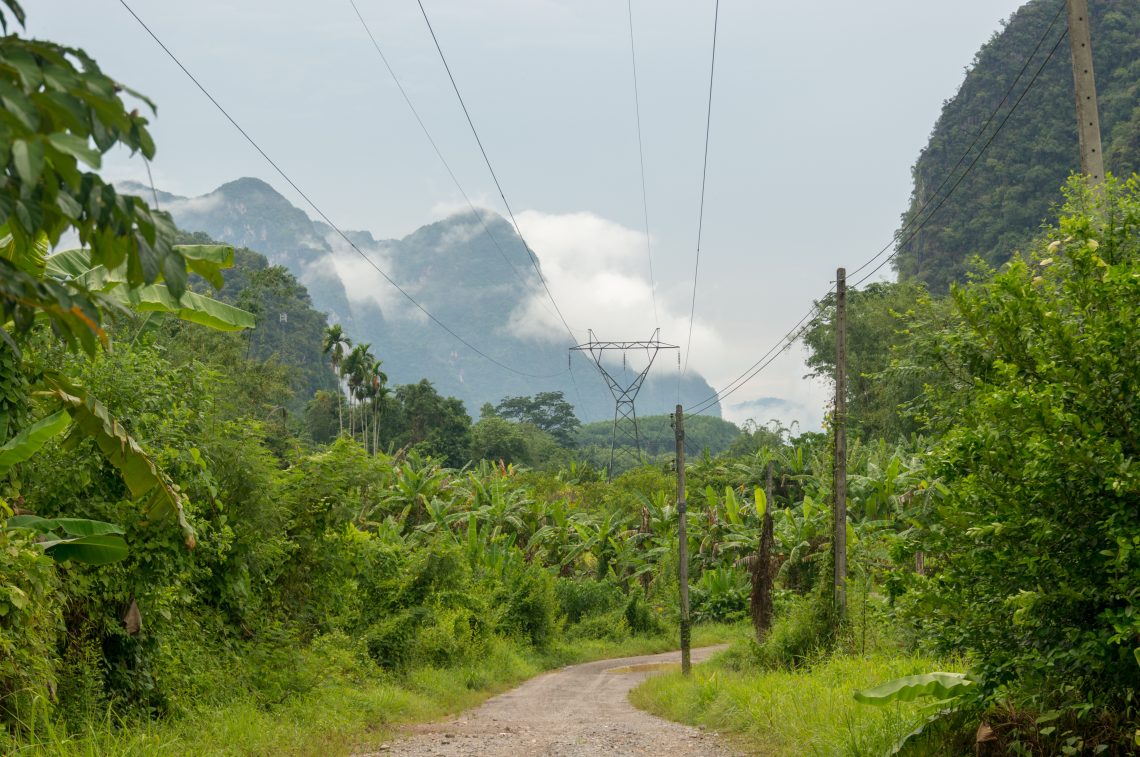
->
[494,561,562,648]
[555,577,623,624]
[907,176,1140,724]
[0,527,59,738]
[690,566,749,624]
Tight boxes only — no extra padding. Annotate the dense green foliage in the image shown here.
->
[802,281,932,442]
[895,0,1140,291]
[6,3,1140,754]
[902,178,1140,728]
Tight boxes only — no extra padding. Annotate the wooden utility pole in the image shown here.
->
[833,268,848,617]
[1066,0,1104,184]
[674,405,691,675]
[750,459,775,641]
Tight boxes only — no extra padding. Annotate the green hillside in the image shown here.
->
[895,0,1140,291]
[576,413,742,461]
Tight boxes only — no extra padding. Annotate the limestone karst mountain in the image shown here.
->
[120,177,721,422]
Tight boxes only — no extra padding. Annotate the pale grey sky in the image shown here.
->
[33,0,1025,430]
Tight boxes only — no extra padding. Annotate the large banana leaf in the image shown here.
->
[0,222,49,277]
[40,535,128,565]
[37,374,196,549]
[0,409,70,475]
[114,284,254,332]
[854,672,972,705]
[41,534,128,564]
[45,246,253,331]
[6,514,128,565]
[7,514,124,536]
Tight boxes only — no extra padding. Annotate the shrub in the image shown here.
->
[413,606,488,667]
[0,530,60,735]
[623,592,663,636]
[495,562,561,648]
[690,566,749,623]
[555,577,623,624]
[754,586,836,669]
[365,609,425,672]
[565,610,631,642]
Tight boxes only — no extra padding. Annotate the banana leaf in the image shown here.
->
[36,374,195,549]
[0,409,70,475]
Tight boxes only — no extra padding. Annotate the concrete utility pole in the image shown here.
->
[674,405,691,675]
[833,268,848,617]
[1066,0,1104,184]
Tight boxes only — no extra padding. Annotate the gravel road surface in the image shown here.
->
[361,646,740,757]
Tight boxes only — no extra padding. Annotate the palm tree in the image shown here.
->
[341,342,370,440]
[322,324,352,433]
[364,357,389,455]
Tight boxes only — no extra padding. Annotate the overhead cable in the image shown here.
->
[415,0,580,347]
[118,0,565,380]
[688,6,1070,416]
[347,0,564,325]
[682,0,721,375]
[626,0,659,329]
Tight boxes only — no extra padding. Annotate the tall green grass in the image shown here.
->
[14,623,747,756]
[630,645,961,757]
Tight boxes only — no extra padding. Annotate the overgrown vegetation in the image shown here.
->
[4,1,1140,754]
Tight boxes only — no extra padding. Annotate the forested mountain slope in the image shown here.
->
[121,178,719,421]
[895,0,1140,291]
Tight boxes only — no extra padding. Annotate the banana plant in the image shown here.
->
[526,498,589,576]
[0,414,127,563]
[45,245,254,332]
[4,514,127,565]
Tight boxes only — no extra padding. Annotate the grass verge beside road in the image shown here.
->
[20,623,748,757]
[629,643,961,757]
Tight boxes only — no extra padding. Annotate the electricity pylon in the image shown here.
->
[571,329,677,476]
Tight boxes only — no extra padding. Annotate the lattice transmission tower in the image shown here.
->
[571,329,678,476]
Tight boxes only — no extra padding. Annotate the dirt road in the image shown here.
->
[365,646,739,756]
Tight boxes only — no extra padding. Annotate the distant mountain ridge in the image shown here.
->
[120,177,722,422]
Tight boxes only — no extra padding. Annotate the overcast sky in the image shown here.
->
[33,0,1025,430]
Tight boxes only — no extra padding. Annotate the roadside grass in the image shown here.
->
[629,643,962,757]
[15,622,748,756]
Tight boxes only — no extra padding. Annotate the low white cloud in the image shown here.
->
[507,209,726,378]
[500,208,828,427]
[319,231,427,323]
[437,218,482,251]
[166,192,224,216]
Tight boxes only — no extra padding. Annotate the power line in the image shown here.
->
[118,0,565,381]
[682,0,720,376]
[347,0,563,326]
[687,298,825,417]
[849,0,1068,281]
[626,0,659,329]
[414,0,580,347]
[688,7,1070,416]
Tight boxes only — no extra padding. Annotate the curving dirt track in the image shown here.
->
[362,646,739,757]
